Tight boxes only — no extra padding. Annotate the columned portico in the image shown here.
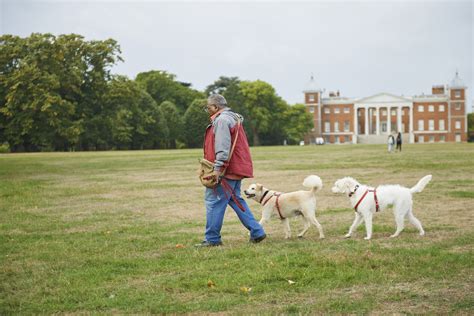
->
[353,93,414,144]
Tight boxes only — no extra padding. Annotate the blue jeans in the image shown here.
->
[204,179,265,244]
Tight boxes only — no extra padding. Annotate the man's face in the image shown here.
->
[206,103,219,116]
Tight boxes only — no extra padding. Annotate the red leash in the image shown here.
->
[220,178,246,212]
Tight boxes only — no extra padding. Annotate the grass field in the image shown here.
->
[1,143,473,314]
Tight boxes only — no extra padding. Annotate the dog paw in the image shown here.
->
[364,236,371,240]
[419,232,425,236]
[389,234,398,238]
[344,234,351,239]
[297,235,304,239]
[319,235,325,239]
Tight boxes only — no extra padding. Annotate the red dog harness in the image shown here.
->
[260,191,285,220]
[354,188,380,213]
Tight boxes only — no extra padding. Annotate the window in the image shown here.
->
[429,105,434,112]
[439,105,445,112]
[429,136,435,143]
[455,120,461,129]
[324,136,330,144]
[334,108,340,114]
[455,91,461,98]
[391,110,397,116]
[309,106,314,113]
[429,120,434,131]
[309,94,315,102]
[324,107,330,114]
[335,136,340,144]
[344,107,350,114]
[455,103,462,110]
[418,105,424,112]
[325,121,330,133]
[439,119,445,130]
[439,135,445,142]
[344,121,350,132]
[382,122,387,132]
[345,135,350,143]
[418,136,424,143]
[455,134,461,142]
[382,110,387,116]
[418,120,424,131]
[334,122,339,132]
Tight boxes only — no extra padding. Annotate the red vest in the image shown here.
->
[203,119,253,179]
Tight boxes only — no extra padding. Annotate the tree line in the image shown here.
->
[0,33,313,152]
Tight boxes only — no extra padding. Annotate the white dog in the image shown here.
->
[243,175,324,239]
[331,175,432,240]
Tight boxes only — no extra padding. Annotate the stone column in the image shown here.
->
[397,107,402,133]
[364,106,369,136]
[409,105,414,143]
[387,107,391,134]
[375,107,380,135]
[353,106,358,144]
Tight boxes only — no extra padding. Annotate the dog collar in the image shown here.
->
[348,185,359,197]
[259,190,270,204]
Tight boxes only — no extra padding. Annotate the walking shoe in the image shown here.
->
[194,240,223,248]
[249,234,266,244]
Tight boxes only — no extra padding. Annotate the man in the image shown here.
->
[195,94,266,247]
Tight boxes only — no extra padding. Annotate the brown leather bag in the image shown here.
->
[198,121,240,188]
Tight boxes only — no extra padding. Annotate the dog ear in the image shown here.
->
[256,183,263,191]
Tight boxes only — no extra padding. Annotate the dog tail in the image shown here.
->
[303,175,323,193]
[410,175,432,194]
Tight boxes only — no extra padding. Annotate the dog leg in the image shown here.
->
[259,207,272,228]
[345,212,363,238]
[308,216,325,239]
[407,211,425,236]
[390,213,405,238]
[363,213,373,240]
[282,218,291,239]
[298,218,311,238]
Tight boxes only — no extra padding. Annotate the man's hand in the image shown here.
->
[212,170,222,182]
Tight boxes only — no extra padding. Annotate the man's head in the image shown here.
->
[206,94,227,116]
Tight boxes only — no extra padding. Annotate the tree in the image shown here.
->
[183,98,209,148]
[0,33,122,151]
[104,76,168,150]
[468,113,474,142]
[159,101,183,149]
[239,80,288,146]
[135,70,204,113]
[283,104,313,144]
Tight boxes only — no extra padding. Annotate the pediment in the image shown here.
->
[356,93,411,104]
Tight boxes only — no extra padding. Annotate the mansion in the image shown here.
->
[304,72,468,144]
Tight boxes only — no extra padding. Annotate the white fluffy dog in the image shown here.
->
[243,175,324,239]
[331,175,432,240]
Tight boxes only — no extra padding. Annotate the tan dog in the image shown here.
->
[244,175,324,239]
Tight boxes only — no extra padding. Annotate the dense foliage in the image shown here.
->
[0,33,313,152]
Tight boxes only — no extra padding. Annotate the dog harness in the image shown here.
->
[354,188,380,213]
[260,191,285,220]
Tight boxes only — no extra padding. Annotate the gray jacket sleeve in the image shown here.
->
[213,113,235,171]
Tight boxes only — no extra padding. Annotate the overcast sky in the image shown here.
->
[1,0,473,110]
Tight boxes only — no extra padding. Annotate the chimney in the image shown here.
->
[329,91,336,97]
[432,85,445,95]
[336,90,340,97]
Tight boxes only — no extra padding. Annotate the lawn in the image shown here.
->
[1,143,473,314]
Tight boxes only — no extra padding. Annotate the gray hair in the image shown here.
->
[207,94,227,108]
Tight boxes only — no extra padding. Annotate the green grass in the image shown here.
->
[1,143,473,314]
